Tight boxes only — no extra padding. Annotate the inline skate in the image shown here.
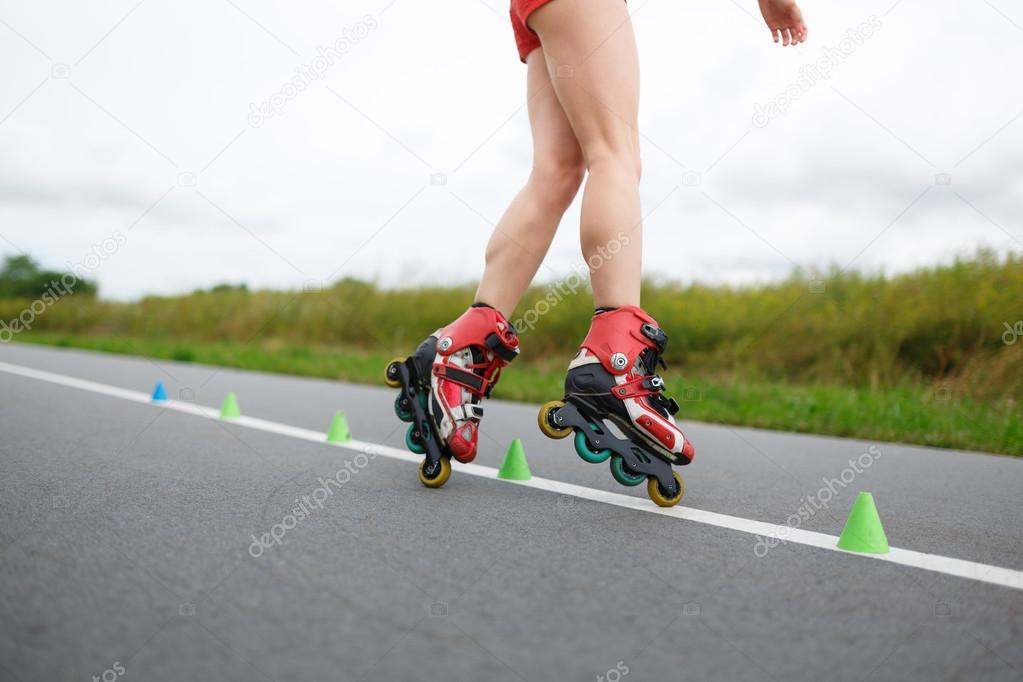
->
[537,306,694,507]
[385,304,519,488]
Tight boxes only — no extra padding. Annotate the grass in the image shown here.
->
[15,331,1023,456]
[4,250,1021,455]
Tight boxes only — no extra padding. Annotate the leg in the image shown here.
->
[474,49,586,318]
[528,0,642,308]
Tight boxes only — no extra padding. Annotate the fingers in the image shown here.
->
[771,24,808,46]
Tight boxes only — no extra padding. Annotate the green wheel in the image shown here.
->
[405,423,429,454]
[394,395,415,422]
[610,455,646,487]
[573,422,612,464]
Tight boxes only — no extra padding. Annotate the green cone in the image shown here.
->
[327,411,351,443]
[497,439,531,481]
[837,492,889,554]
[219,392,241,418]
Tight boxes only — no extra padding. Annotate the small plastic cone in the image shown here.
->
[151,382,168,402]
[327,411,351,443]
[220,392,241,418]
[497,439,531,481]
[837,492,889,554]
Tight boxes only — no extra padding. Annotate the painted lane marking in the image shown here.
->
[1,358,1021,592]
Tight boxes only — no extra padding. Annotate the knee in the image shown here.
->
[583,141,642,183]
[529,153,586,211]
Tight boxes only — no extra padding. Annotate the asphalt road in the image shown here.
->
[1,342,1021,682]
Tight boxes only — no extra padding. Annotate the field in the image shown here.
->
[3,251,1022,454]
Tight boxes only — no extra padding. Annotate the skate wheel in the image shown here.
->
[394,395,415,422]
[537,400,572,439]
[405,423,429,455]
[573,422,612,464]
[609,455,646,487]
[384,358,404,388]
[418,456,452,488]
[647,472,685,508]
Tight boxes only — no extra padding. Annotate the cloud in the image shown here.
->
[0,0,1020,299]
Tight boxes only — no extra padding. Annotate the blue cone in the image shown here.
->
[151,382,168,402]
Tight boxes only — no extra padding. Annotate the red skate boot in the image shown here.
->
[386,304,519,487]
[537,306,694,507]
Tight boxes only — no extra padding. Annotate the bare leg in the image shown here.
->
[474,49,586,318]
[528,0,643,309]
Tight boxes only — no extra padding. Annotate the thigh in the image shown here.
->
[527,0,640,157]
[525,48,583,167]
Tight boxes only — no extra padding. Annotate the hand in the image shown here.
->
[758,0,807,46]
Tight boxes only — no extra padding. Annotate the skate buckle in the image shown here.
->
[666,397,680,415]
[641,323,668,350]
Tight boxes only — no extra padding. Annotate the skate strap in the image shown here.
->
[448,403,484,421]
[609,375,666,400]
[433,364,489,396]
[485,332,519,363]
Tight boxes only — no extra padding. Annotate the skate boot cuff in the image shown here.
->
[579,305,666,376]
[434,306,519,363]
[431,305,520,399]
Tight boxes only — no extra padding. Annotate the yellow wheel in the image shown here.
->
[537,400,572,439]
[418,457,452,488]
[647,472,685,508]
[384,357,405,388]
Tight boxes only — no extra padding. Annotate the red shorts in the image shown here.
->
[510,0,551,63]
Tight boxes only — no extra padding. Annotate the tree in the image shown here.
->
[0,254,97,299]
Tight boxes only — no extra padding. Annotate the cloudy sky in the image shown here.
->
[1,0,1021,299]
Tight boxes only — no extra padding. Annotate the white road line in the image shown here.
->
[2,358,1022,592]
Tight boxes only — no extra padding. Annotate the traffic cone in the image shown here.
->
[220,392,241,418]
[327,411,351,443]
[497,439,531,481]
[837,492,889,554]
[151,382,168,402]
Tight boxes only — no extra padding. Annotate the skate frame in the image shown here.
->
[550,400,680,495]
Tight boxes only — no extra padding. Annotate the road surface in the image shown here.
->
[1,342,1021,682]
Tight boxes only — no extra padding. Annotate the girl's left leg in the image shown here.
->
[474,48,586,319]
[389,48,585,471]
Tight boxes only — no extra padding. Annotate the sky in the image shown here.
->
[1,0,1021,299]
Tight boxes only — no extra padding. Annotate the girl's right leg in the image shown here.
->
[527,0,643,310]
[528,0,694,507]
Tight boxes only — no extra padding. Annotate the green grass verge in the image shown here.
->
[14,332,1022,456]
